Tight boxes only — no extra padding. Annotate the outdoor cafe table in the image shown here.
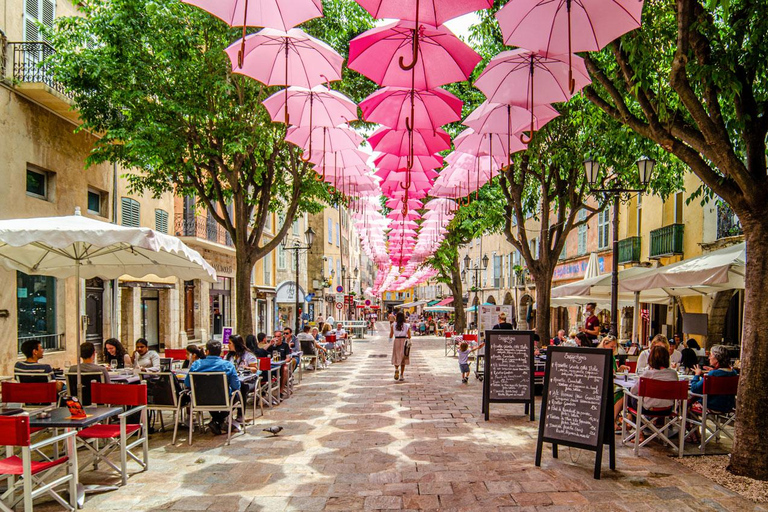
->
[613,373,695,391]
[27,406,124,504]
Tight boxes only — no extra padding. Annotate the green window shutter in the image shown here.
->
[155,209,168,233]
[121,197,140,227]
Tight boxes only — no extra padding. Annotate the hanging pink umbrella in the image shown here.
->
[375,168,439,182]
[286,126,362,152]
[496,0,643,91]
[464,101,560,136]
[360,87,462,130]
[385,198,424,211]
[454,128,527,160]
[354,0,493,27]
[368,127,451,156]
[380,173,434,190]
[225,28,343,123]
[183,0,323,66]
[349,21,481,89]
[263,85,357,127]
[374,153,443,173]
[474,49,589,141]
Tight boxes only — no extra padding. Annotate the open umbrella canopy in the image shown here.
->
[374,153,443,173]
[286,125,363,152]
[262,85,357,126]
[226,28,343,87]
[349,21,481,89]
[463,101,560,135]
[354,0,493,26]
[454,128,527,158]
[375,168,439,181]
[0,210,216,282]
[368,126,451,156]
[182,0,323,31]
[360,87,463,130]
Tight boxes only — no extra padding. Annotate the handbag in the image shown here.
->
[403,339,412,357]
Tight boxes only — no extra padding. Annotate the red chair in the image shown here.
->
[626,360,638,373]
[0,415,78,512]
[621,378,690,457]
[688,375,739,454]
[163,349,188,361]
[463,334,478,344]
[76,383,148,485]
[1,382,58,408]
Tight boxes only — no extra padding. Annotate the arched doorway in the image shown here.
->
[519,294,534,330]
[551,307,569,337]
[486,295,496,305]
[707,290,738,348]
[503,292,514,305]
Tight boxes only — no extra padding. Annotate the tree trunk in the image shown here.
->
[729,216,768,480]
[234,248,255,336]
[449,254,466,333]
[532,271,553,347]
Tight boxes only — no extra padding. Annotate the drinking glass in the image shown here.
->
[110,359,118,370]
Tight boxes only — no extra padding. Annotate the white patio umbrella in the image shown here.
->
[0,208,217,400]
[583,252,601,280]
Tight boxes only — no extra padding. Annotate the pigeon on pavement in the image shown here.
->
[263,426,283,436]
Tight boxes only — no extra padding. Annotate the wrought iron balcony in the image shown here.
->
[716,202,743,239]
[618,236,642,264]
[174,213,233,247]
[649,224,684,258]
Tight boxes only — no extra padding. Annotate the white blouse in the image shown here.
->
[392,323,410,338]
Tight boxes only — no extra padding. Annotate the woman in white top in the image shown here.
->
[390,312,411,381]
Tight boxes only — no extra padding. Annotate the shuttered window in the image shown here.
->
[598,208,610,249]
[155,209,168,233]
[121,197,140,227]
[24,0,55,41]
[577,209,587,255]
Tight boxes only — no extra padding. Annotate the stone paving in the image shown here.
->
[48,324,764,511]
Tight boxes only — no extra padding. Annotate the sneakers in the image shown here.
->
[399,373,404,381]
[462,377,468,384]
[207,421,222,436]
[394,369,400,380]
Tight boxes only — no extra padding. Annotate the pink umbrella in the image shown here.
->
[380,173,433,191]
[360,87,462,130]
[385,198,424,211]
[474,49,590,140]
[454,128,527,160]
[308,148,370,180]
[263,85,357,127]
[496,0,643,91]
[286,126,362,153]
[354,0,493,27]
[349,21,481,89]
[464,102,560,136]
[183,0,323,66]
[225,28,343,123]
[368,127,451,156]
[374,153,443,173]
[375,168,439,181]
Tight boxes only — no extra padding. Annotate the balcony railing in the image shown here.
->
[716,202,743,239]
[7,41,72,98]
[617,236,642,264]
[649,224,684,258]
[174,213,233,247]
[18,333,64,354]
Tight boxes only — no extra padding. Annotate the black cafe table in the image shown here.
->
[28,406,123,505]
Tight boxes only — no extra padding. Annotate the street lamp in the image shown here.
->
[282,226,315,334]
[461,254,488,330]
[583,156,656,337]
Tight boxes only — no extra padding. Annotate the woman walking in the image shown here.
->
[390,312,411,381]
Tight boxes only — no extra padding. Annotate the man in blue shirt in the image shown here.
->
[185,340,241,435]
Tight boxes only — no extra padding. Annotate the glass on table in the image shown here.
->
[110,359,118,370]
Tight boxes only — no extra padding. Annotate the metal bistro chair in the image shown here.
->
[64,373,105,406]
[1,382,61,460]
[187,373,245,446]
[0,415,78,512]
[14,372,54,385]
[621,378,690,457]
[139,372,186,443]
[76,383,149,486]
[257,358,278,409]
[687,375,739,454]
[159,358,173,373]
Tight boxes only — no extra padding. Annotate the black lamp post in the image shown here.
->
[461,253,489,330]
[583,156,655,336]
[282,226,315,334]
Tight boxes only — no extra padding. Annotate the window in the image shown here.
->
[87,189,105,215]
[508,253,513,287]
[292,219,300,236]
[674,192,684,223]
[264,212,272,231]
[155,209,169,233]
[26,167,51,200]
[327,257,333,285]
[263,252,271,285]
[336,260,341,286]
[121,197,140,227]
[335,223,340,246]
[386,292,391,300]
[577,209,587,255]
[493,254,501,288]
[17,271,57,353]
[637,194,643,236]
[598,207,610,250]
[277,245,286,270]
[559,239,567,260]
[24,0,55,42]
[328,218,333,243]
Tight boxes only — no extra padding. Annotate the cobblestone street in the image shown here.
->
[63,325,762,511]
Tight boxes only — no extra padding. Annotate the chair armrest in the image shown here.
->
[29,429,78,451]
[231,390,244,406]
[118,405,147,419]
[689,392,704,399]
[622,389,639,400]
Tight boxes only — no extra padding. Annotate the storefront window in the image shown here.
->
[210,277,232,337]
[17,271,58,352]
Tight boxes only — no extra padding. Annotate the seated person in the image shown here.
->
[636,334,669,373]
[15,339,64,392]
[224,334,258,370]
[680,339,700,371]
[132,338,161,371]
[297,325,327,370]
[103,338,133,369]
[249,333,270,358]
[183,344,206,369]
[185,340,242,434]
[68,341,111,383]
[334,322,348,351]
[690,344,738,413]
[625,344,678,418]
[267,331,292,397]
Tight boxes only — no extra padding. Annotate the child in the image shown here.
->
[457,341,484,384]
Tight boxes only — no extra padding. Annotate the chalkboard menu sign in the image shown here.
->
[535,347,615,479]
[482,330,535,421]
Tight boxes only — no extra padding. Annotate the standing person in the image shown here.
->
[68,342,110,383]
[579,302,600,345]
[457,340,484,384]
[133,338,160,371]
[103,338,132,369]
[390,312,411,381]
[492,312,514,330]
[387,311,395,325]
[184,340,241,435]
[316,314,325,333]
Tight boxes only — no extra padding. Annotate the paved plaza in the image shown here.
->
[60,325,762,511]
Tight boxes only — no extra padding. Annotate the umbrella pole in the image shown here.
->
[237,0,249,68]
[567,0,576,94]
[399,0,421,71]
[632,291,640,346]
[284,43,290,125]
[75,256,82,403]
[521,56,535,144]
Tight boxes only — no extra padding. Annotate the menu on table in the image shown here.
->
[482,330,535,421]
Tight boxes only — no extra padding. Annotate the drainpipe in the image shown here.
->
[111,162,119,338]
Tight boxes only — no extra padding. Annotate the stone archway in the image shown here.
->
[519,294,534,330]
[503,292,514,305]
[707,290,738,348]
[486,295,497,305]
